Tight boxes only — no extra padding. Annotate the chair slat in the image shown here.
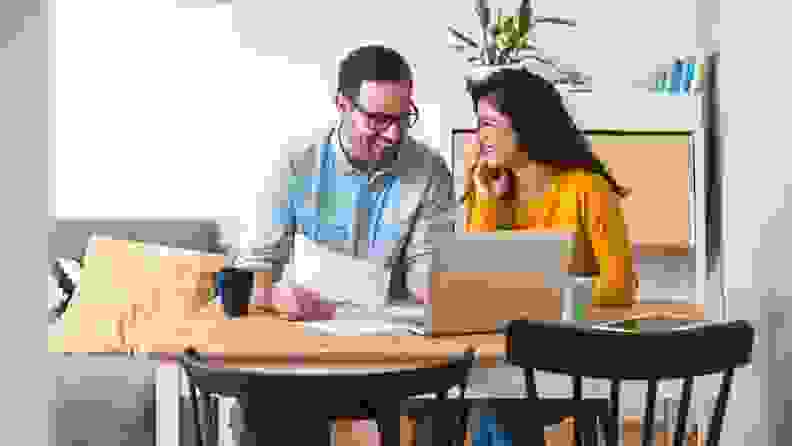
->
[707,368,735,446]
[188,380,204,446]
[573,375,583,446]
[573,375,583,400]
[607,379,621,446]
[199,392,211,446]
[673,377,694,446]
[642,379,658,446]
[524,368,538,399]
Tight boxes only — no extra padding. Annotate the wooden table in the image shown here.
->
[131,302,705,446]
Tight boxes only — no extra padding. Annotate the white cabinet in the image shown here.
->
[563,91,701,132]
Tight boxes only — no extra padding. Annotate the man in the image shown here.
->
[235,44,453,315]
[232,45,455,443]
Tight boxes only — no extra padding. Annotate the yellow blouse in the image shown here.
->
[464,169,638,305]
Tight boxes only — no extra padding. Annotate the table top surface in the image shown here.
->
[127,302,705,369]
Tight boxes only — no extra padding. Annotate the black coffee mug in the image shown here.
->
[215,267,254,319]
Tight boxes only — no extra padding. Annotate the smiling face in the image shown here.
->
[476,95,521,168]
[336,80,413,162]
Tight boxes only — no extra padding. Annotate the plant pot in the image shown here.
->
[464,62,562,90]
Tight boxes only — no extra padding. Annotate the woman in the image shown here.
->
[462,68,638,446]
[463,68,638,306]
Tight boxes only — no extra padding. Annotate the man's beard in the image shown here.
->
[341,119,402,166]
[357,133,391,161]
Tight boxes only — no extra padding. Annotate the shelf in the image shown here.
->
[563,91,701,132]
[634,243,691,258]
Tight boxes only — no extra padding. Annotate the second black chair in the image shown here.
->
[505,319,755,446]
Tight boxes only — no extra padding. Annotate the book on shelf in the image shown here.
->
[656,71,665,92]
[650,56,704,95]
[686,56,696,93]
[675,58,684,94]
[695,60,706,93]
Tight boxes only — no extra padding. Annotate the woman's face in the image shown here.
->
[476,95,521,168]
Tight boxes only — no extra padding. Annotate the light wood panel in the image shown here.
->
[456,130,694,256]
[589,133,692,256]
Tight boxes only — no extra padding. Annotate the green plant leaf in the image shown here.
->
[509,32,522,49]
[486,43,497,66]
[448,26,480,49]
[517,0,533,36]
[475,0,491,30]
[505,16,517,34]
[495,34,510,50]
[534,17,577,26]
[517,36,536,50]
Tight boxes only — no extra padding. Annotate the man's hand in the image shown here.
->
[253,286,336,321]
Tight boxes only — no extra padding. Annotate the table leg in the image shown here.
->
[217,397,235,446]
[156,362,182,446]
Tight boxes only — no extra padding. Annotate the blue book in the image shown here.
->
[680,61,690,94]
[686,61,696,94]
[671,59,684,95]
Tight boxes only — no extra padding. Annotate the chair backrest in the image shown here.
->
[179,347,477,402]
[506,319,754,446]
[178,347,477,446]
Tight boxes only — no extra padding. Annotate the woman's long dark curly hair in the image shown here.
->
[463,68,630,203]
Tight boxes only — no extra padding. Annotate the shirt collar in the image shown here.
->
[330,121,401,177]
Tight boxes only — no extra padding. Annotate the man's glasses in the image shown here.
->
[350,98,419,132]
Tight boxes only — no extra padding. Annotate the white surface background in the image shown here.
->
[53,0,708,219]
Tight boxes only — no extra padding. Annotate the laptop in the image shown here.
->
[425,230,579,336]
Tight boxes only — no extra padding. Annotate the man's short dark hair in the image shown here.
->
[337,45,413,100]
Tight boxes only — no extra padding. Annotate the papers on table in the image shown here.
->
[299,303,427,336]
[300,319,424,336]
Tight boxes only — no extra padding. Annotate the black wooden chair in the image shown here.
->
[178,346,476,446]
[505,319,755,446]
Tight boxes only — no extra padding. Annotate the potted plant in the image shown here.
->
[447,0,590,88]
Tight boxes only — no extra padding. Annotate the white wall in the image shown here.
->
[710,0,792,443]
[3,0,51,445]
[54,1,337,219]
[55,0,707,220]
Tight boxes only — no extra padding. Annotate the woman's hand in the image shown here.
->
[471,160,512,200]
[468,160,515,229]
[463,132,510,200]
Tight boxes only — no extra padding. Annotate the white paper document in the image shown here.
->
[290,233,390,308]
[300,319,424,336]
[300,302,427,336]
